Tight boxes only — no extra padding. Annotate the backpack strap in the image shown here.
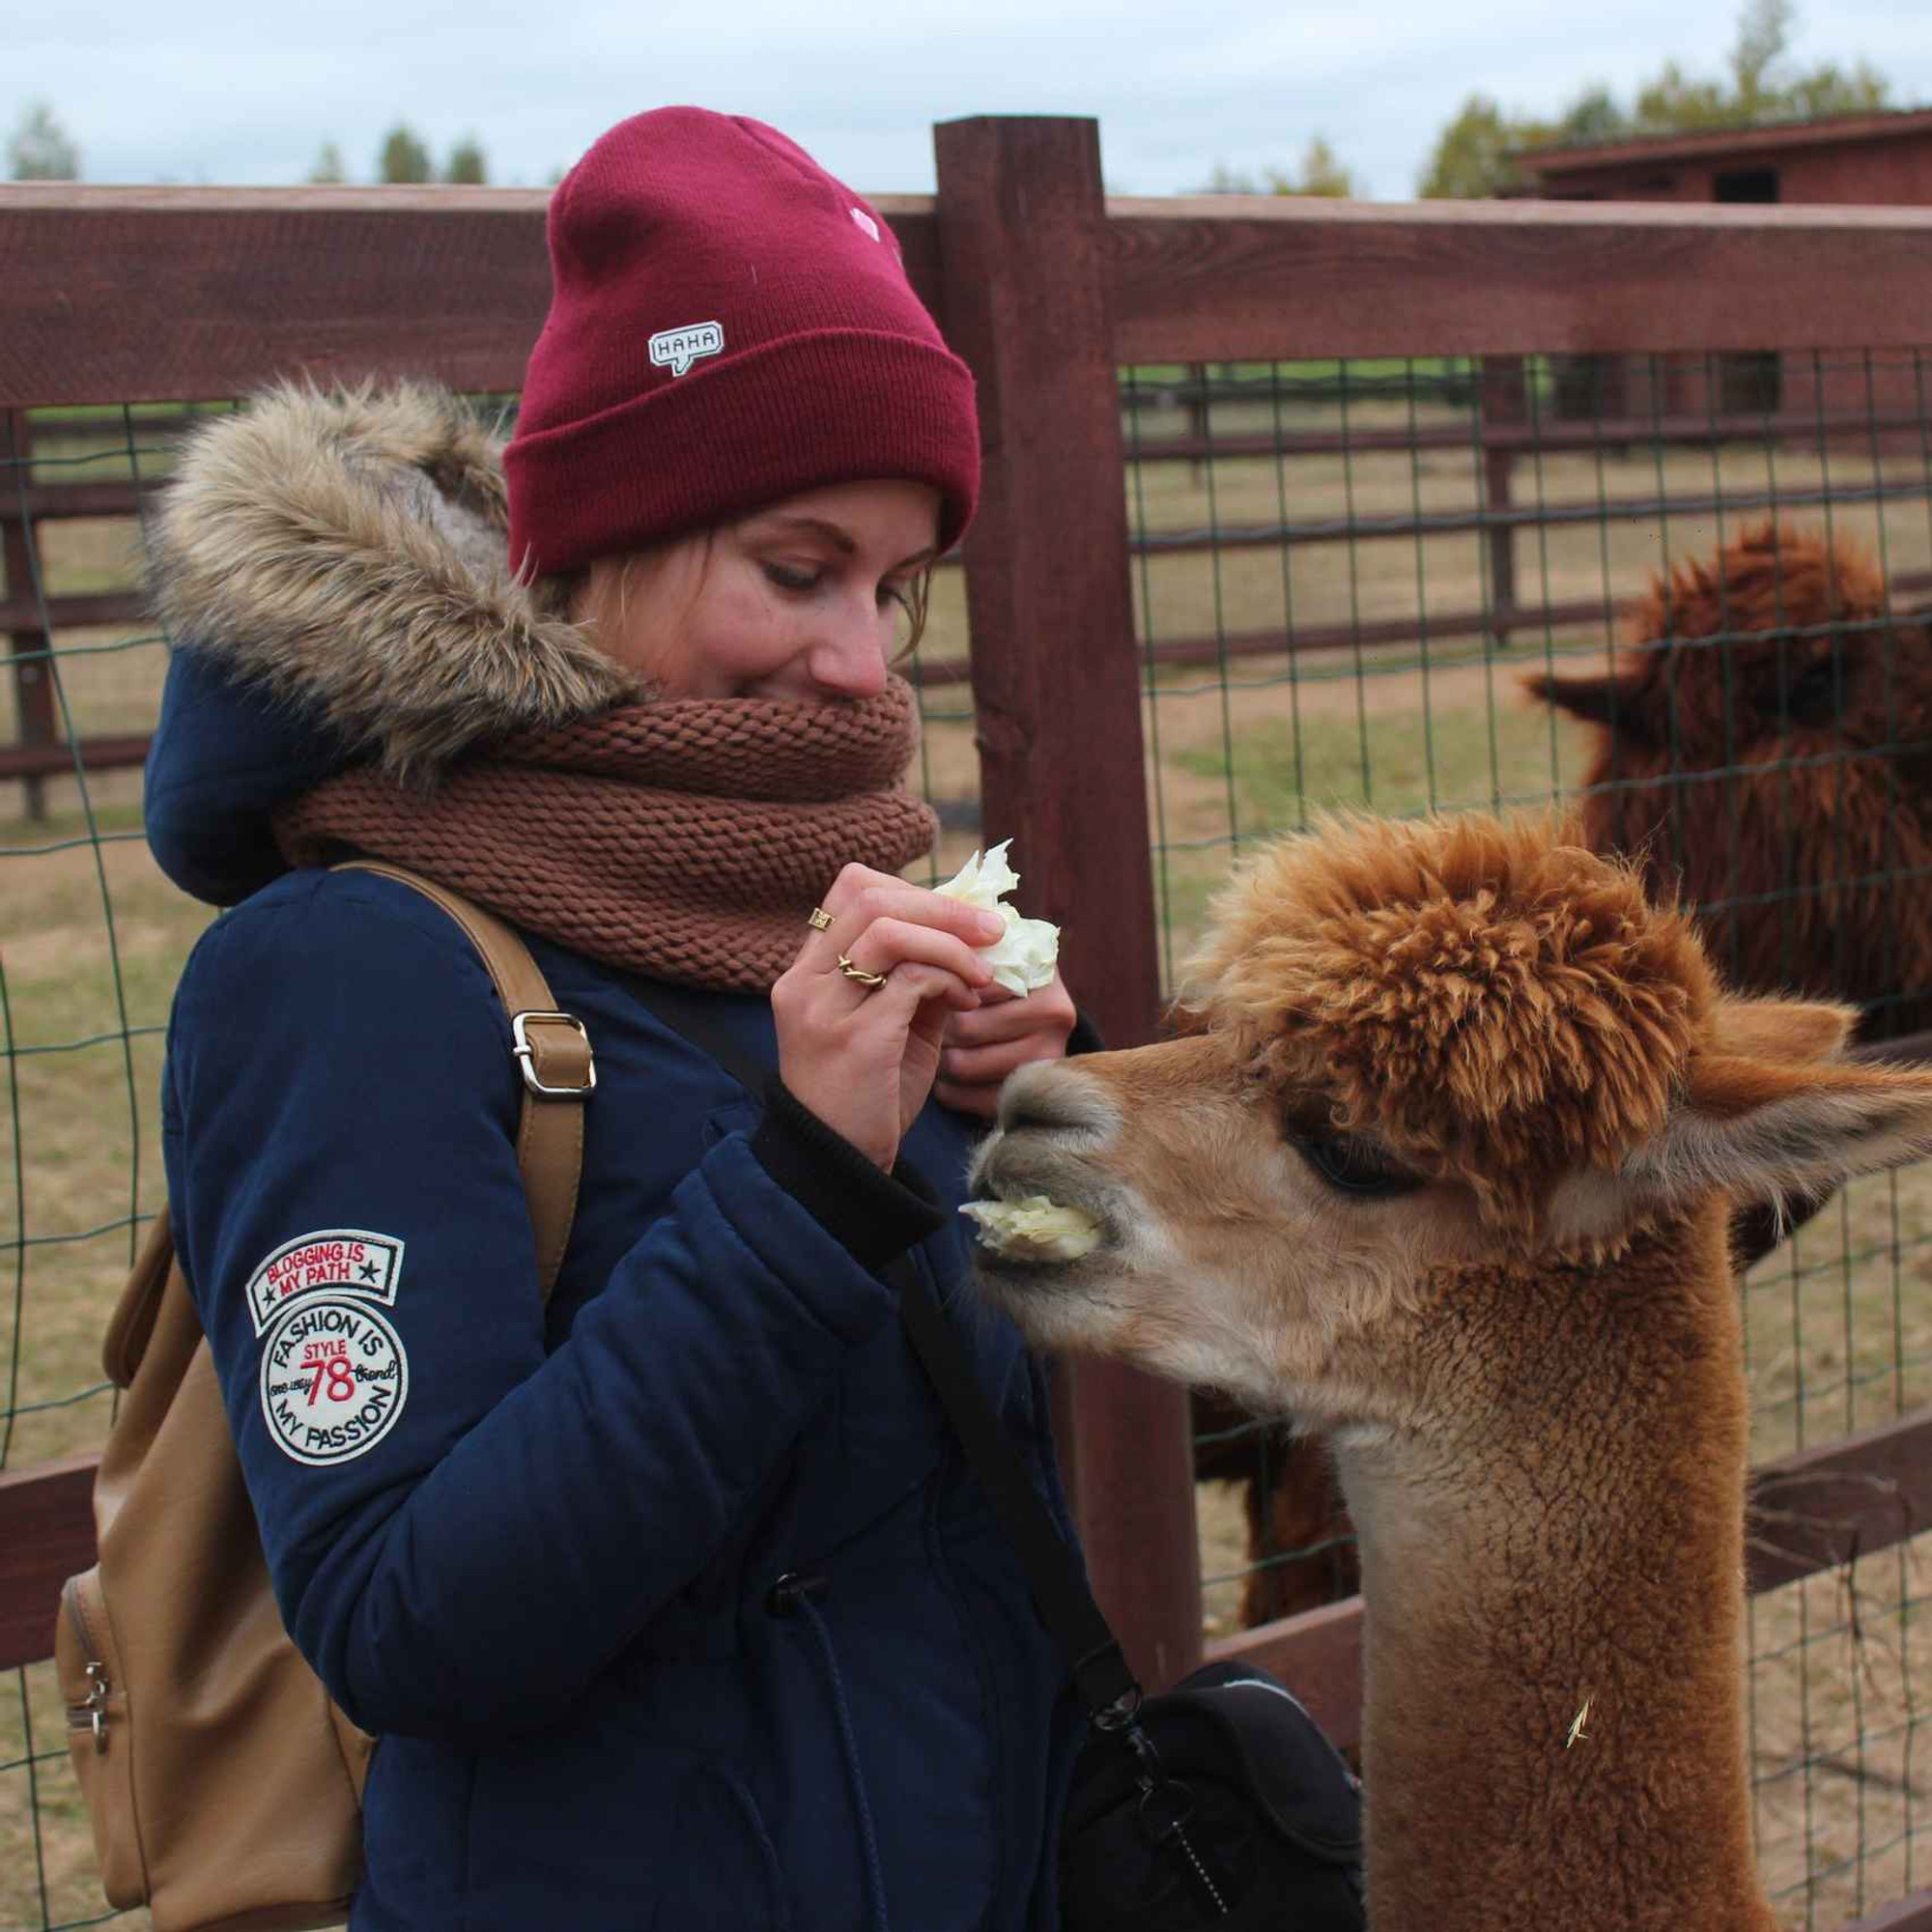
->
[108,864,591,1387]
[104,864,589,1388]
[332,860,591,1301]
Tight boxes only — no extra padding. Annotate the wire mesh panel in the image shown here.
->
[1140,348,1932,1926]
[8,167,1932,1931]
[0,404,213,1932]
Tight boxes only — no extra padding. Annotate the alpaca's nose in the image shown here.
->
[995,1061,1111,1138]
[995,1065,1060,1134]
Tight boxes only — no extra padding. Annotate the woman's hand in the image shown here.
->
[771,864,1005,1170]
[934,973,1079,1119]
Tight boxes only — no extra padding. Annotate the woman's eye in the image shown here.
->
[877,580,912,614]
[1292,1129,1424,1199]
[762,562,820,594]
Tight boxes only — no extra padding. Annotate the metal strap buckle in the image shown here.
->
[511,1011,596,1097]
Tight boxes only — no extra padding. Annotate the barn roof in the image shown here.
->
[1515,104,1932,182]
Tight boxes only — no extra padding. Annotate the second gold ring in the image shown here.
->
[837,953,889,989]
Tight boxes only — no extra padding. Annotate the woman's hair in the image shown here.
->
[893,566,933,663]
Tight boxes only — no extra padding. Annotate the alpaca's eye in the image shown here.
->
[1778,655,1842,729]
[1293,1130,1425,1199]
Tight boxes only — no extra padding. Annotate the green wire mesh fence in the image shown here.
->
[1,404,206,1929]
[5,340,1932,1927]
[1144,348,1932,1929]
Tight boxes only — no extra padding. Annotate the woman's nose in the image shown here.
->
[806,599,891,699]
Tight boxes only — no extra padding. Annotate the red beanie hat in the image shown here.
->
[504,107,980,579]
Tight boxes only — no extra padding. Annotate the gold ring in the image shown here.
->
[837,953,889,989]
[807,906,834,932]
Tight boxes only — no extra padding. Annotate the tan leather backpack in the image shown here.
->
[55,864,594,1932]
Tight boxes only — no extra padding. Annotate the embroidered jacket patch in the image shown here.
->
[244,1228,405,1336]
[260,1296,410,1465]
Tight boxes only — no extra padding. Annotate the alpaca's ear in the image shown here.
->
[1523,668,1648,738]
[1707,996,1858,1065]
[1625,1050,1932,1211]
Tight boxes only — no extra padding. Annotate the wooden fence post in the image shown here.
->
[932,115,1203,1690]
[1185,361,1209,482]
[2,410,56,819]
[1479,357,1525,653]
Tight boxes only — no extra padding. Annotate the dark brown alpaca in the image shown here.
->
[1528,520,1932,1040]
[1210,524,1926,1632]
[1192,1404,1358,1626]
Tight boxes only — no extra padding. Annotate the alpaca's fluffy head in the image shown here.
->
[1180,810,1717,1230]
[1526,520,1932,1032]
[967,807,1932,1425]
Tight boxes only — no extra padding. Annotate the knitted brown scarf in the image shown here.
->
[275,679,938,992]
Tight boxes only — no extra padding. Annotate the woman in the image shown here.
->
[144,107,1089,1930]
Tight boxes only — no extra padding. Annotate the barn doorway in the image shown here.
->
[1715,167,1783,415]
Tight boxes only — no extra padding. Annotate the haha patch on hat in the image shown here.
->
[647,320,724,378]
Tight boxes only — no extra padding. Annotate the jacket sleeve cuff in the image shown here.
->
[750,1077,946,1271]
[1066,1007,1107,1057]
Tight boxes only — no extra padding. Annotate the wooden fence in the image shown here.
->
[4,121,1932,1929]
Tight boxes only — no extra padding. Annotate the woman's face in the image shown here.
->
[578,478,942,702]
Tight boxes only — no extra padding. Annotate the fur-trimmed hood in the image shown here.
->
[144,383,640,904]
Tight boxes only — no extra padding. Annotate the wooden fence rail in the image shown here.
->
[7,1401,1931,1680]
[4,133,1932,1926]
[17,426,1932,781]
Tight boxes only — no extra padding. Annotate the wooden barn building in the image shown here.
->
[1509,108,1932,427]
[1514,106,1932,208]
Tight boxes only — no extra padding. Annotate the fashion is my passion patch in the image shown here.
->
[246,1228,410,1463]
[260,1295,409,1466]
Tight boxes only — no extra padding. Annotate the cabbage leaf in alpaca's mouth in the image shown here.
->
[959,1195,1101,1262]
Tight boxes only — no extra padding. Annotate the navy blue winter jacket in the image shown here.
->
[145,386,1089,1931]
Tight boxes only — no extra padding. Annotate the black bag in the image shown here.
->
[1059,1661,1364,1930]
[894,1240,1366,1930]
[615,978,1366,1930]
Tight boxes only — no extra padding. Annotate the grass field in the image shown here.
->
[6,379,1932,1927]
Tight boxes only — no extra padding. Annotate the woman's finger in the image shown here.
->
[802,866,1005,971]
[867,959,982,1025]
[939,1033,1066,1088]
[941,997,1063,1047]
[933,1076,1002,1120]
[838,917,996,997]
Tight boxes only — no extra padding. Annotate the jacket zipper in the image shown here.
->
[62,1577,112,1754]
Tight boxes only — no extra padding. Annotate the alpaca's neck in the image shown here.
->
[1331,1228,1777,1932]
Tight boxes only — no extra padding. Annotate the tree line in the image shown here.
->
[307,128,492,185]
[8,5,1905,197]
[6,105,497,185]
[1198,0,1893,200]
[1417,0,1889,198]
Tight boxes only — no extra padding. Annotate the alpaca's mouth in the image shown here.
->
[958,1189,1104,1265]
[966,1103,1120,1277]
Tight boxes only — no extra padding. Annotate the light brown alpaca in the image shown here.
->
[970,810,1932,1932]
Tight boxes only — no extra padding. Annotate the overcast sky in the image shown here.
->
[11,1,1932,201]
